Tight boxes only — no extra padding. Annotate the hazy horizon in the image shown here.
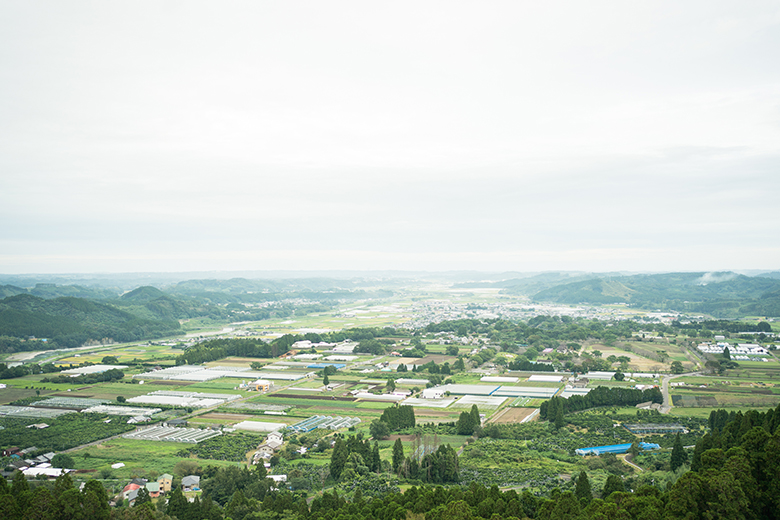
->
[2,1,779,274]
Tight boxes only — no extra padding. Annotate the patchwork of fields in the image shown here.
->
[1,297,779,498]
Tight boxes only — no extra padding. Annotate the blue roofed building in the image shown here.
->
[575,442,660,456]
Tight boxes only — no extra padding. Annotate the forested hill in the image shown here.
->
[0,278,389,351]
[167,277,394,304]
[0,283,117,300]
[523,272,780,318]
[0,294,180,348]
[452,272,613,294]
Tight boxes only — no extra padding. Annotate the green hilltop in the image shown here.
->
[524,271,780,318]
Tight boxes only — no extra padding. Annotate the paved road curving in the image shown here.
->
[660,371,701,414]
[618,453,643,472]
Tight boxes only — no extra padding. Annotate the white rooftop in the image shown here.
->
[528,375,563,383]
[481,376,520,383]
[234,421,289,432]
[60,364,128,375]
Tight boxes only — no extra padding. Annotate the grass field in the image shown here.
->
[67,438,239,480]
[509,397,545,407]
[585,343,664,372]
[56,343,182,365]
[0,386,54,404]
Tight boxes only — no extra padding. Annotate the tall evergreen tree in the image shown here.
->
[574,471,592,504]
[371,441,381,473]
[670,433,688,471]
[554,405,564,430]
[330,438,349,480]
[457,410,475,435]
[81,480,110,520]
[134,486,151,506]
[392,438,404,473]
[166,486,189,520]
[470,404,481,428]
[601,474,625,498]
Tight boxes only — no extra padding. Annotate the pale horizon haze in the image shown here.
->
[1,1,779,274]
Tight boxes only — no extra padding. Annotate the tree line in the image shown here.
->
[539,386,663,422]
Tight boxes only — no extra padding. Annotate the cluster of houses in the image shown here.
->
[1,446,65,478]
[121,474,200,506]
[252,430,285,463]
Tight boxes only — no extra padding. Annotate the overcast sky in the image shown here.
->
[1,1,779,274]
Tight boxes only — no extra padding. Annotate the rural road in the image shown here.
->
[660,371,701,413]
[618,454,643,472]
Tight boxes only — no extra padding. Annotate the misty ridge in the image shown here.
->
[1,270,780,350]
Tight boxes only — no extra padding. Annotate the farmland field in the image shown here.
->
[3,280,779,510]
[584,343,665,371]
[489,407,538,424]
[66,438,239,479]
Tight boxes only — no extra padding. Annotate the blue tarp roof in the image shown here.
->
[307,363,346,369]
[575,442,660,456]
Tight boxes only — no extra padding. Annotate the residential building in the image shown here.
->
[158,474,173,493]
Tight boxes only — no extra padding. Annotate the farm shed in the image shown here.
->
[396,378,430,386]
[437,384,500,396]
[528,375,564,383]
[307,363,346,370]
[481,376,520,383]
[491,386,559,399]
[60,364,128,376]
[123,426,222,443]
[252,380,272,392]
[560,388,592,399]
[289,415,360,432]
[234,421,289,433]
[421,388,446,399]
[584,371,617,380]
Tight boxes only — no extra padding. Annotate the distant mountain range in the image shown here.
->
[492,271,780,318]
[0,277,394,349]
[2,271,779,351]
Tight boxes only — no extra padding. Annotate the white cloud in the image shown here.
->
[1,1,779,273]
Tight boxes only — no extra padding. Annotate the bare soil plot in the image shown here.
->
[393,357,420,365]
[387,434,418,442]
[148,380,189,386]
[489,407,538,424]
[416,354,456,365]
